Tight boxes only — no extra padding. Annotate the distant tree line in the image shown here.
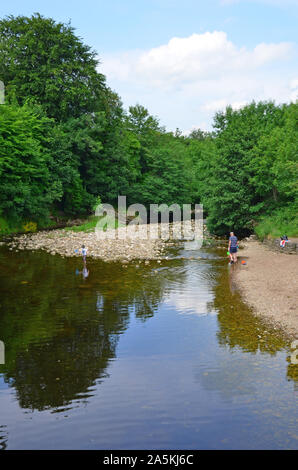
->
[0,14,297,236]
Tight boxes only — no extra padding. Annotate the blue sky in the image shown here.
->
[1,0,298,131]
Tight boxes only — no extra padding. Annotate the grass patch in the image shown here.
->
[65,215,124,232]
[254,207,298,240]
[0,214,125,237]
[0,216,67,237]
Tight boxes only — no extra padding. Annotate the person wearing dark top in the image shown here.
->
[228,232,238,264]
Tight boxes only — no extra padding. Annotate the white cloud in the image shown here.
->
[101,31,297,131]
[164,284,216,316]
[202,99,248,112]
[104,33,292,86]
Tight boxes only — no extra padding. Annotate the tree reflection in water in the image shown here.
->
[0,248,185,411]
[209,254,298,388]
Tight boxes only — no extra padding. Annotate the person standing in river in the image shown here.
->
[228,232,238,264]
[81,245,88,264]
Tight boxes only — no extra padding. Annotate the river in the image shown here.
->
[0,241,297,449]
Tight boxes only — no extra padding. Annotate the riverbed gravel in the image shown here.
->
[6,221,204,263]
[234,240,298,338]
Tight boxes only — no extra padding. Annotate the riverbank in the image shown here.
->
[4,220,210,263]
[5,225,169,262]
[234,240,298,338]
[0,215,95,237]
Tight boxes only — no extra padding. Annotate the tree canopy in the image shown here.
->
[0,13,106,121]
[0,14,297,237]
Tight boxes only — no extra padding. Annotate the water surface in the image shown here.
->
[0,242,297,449]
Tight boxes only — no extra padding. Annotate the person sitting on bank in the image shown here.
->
[280,235,288,248]
[228,232,238,264]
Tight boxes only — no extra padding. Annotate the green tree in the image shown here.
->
[126,104,163,175]
[203,102,285,235]
[87,92,142,206]
[250,102,298,210]
[0,103,62,221]
[0,14,106,121]
[51,113,105,215]
[186,133,218,206]
[132,133,193,206]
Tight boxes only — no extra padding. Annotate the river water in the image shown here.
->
[0,242,297,450]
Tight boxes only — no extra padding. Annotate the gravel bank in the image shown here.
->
[234,240,298,338]
[6,225,169,262]
[5,222,203,262]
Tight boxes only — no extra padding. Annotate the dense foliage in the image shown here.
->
[0,13,106,121]
[0,14,297,236]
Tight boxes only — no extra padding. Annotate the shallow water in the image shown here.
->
[0,242,297,450]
